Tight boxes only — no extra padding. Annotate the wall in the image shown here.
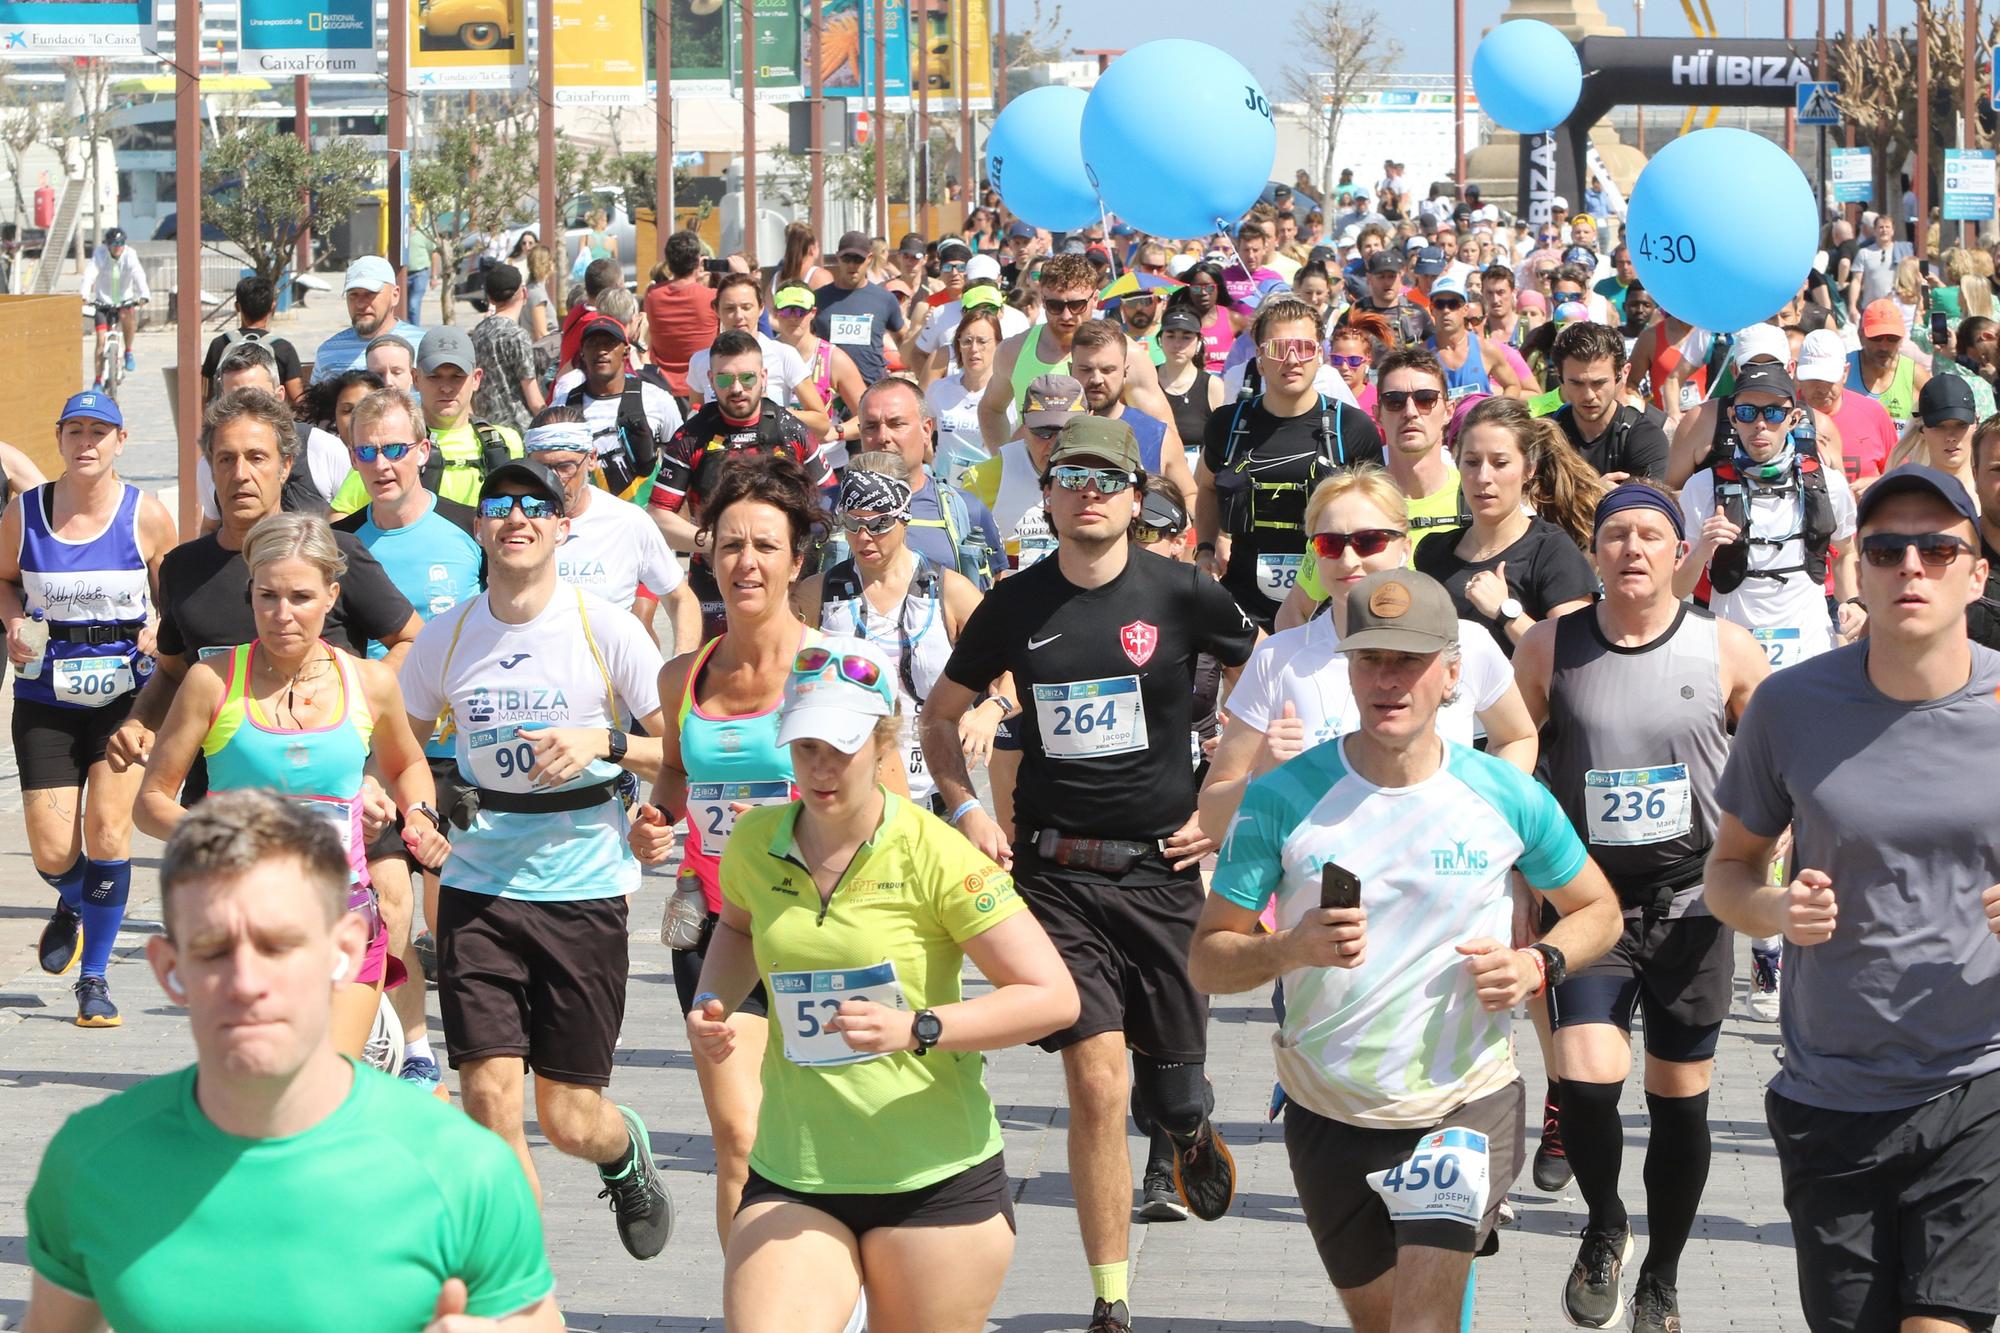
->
[0,296,75,478]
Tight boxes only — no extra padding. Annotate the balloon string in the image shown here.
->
[1096,191,1121,280]
[1212,215,1253,290]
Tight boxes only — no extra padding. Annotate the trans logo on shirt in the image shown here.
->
[1431,839,1491,876]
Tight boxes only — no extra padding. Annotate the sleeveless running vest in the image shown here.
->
[1846,349,1918,427]
[1543,605,1729,906]
[818,554,952,804]
[1009,324,1072,408]
[1430,336,1493,402]
[1162,366,1215,471]
[203,642,375,884]
[15,482,151,710]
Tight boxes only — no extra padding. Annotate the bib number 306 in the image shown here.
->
[1364,1126,1491,1228]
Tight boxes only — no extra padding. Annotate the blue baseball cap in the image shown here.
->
[1414,246,1448,276]
[59,391,122,429]
[1006,220,1035,240]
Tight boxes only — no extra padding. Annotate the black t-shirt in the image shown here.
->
[1554,403,1671,482]
[201,328,303,391]
[944,548,1257,868]
[156,531,417,662]
[1201,394,1384,625]
[1414,515,1599,658]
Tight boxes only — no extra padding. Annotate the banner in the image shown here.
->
[552,0,643,105]
[0,0,156,55]
[408,0,526,90]
[730,0,803,100]
[1830,147,1872,204]
[812,0,907,106]
[910,0,990,112]
[666,0,730,95]
[1943,148,1997,222]
[239,0,376,76]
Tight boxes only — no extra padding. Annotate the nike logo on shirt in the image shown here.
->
[1028,634,1062,650]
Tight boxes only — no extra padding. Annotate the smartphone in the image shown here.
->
[1320,862,1362,911]
[1933,310,1950,347]
[703,258,732,275]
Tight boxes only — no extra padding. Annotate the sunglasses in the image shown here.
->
[1044,297,1092,316]
[1028,424,1066,440]
[1259,337,1320,364]
[1552,289,1586,302]
[774,305,812,317]
[1048,464,1136,494]
[714,372,760,389]
[353,442,418,462]
[794,646,883,688]
[478,494,559,521]
[1730,402,1793,426]
[835,511,904,535]
[941,262,967,273]
[1132,522,1186,544]
[1328,353,1370,370]
[1859,531,1977,568]
[1430,296,1466,313]
[838,252,869,264]
[1379,388,1444,413]
[1310,528,1404,558]
[1138,263,1167,274]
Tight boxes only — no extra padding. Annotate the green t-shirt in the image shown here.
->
[28,1062,552,1331]
[723,791,1025,1194]
[332,417,525,516]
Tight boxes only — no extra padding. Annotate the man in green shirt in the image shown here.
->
[333,326,525,515]
[24,791,561,1333]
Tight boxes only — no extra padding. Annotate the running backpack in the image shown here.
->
[419,420,516,495]
[1212,394,1349,539]
[1708,453,1837,595]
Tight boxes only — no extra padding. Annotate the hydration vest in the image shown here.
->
[1708,452,1837,596]
[1212,394,1350,539]
[419,420,517,495]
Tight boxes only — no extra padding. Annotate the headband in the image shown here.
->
[1592,482,1686,542]
[839,469,912,516]
[523,422,594,454]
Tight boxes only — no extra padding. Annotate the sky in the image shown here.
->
[1057,1,1945,98]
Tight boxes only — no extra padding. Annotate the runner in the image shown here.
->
[196,343,355,527]
[815,230,908,386]
[1884,374,1980,500]
[1796,328,1898,488]
[957,373,1087,572]
[548,313,685,506]
[21,791,561,1333]
[1,391,175,1027]
[921,416,1260,1333]
[1547,322,1671,482]
[1667,325,1845,488]
[846,376,1002,588]
[1513,484,1769,1332]
[1707,464,2000,1333]
[1427,274,1524,401]
[1194,567,1621,1333]
[772,283,869,469]
[1070,318,1197,503]
[200,275,305,409]
[1342,250,1433,350]
[925,304,1005,481]
[1847,298,1931,431]
[398,458,674,1258]
[133,513,448,1063]
[312,256,428,383]
[1158,308,1225,477]
[678,633,1076,1331]
[684,273,832,439]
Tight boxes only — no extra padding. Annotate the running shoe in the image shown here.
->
[414,930,438,983]
[1171,1119,1236,1221]
[74,976,120,1028]
[1533,1093,1572,1191]
[1087,1298,1132,1333]
[1630,1272,1683,1333]
[1562,1224,1633,1328]
[1138,1167,1189,1222]
[123,351,135,372]
[38,902,82,976]
[597,1104,672,1259]
[399,1053,443,1095]
[1748,948,1781,1022]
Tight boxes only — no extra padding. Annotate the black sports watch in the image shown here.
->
[1529,942,1569,991]
[606,729,628,764]
[912,1009,943,1056]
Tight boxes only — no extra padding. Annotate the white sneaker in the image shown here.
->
[842,1289,868,1333]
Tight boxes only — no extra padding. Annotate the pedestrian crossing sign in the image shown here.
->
[1797,82,1841,127]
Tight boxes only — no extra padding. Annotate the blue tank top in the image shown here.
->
[15,483,151,710]
[1430,337,1493,403]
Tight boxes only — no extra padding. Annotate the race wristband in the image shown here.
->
[690,991,723,1012]
[947,799,981,826]
[1518,947,1548,996]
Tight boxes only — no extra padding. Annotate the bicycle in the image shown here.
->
[91,299,140,399]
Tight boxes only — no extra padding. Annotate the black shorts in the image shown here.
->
[1549,906,1735,1063]
[435,886,630,1087]
[1769,1069,2000,1333]
[12,695,134,790]
[992,716,1021,753]
[669,914,769,1019]
[1013,848,1207,1061]
[1285,1080,1526,1290]
[738,1152,1015,1236]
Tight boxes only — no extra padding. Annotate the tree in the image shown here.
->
[1831,4,2000,219]
[0,65,53,231]
[409,118,537,324]
[203,126,378,287]
[1283,0,1401,203]
[997,0,1068,81]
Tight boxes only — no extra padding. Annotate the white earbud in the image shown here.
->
[165,967,184,999]
[331,954,350,983]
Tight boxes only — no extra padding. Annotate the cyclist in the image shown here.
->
[79,227,149,387]
[1,391,176,1028]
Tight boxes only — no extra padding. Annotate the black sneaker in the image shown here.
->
[74,976,120,1028]
[1630,1272,1683,1333]
[39,902,82,976]
[1563,1224,1633,1328]
[1087,1298,1131,1332]
[1534,1094,1572,1191]
[414,930,438,985]
[596,1105,672,1259]
[1172,1119,1237,1221]
[1137,1167,1189,1222]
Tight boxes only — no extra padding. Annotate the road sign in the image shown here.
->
[1991,45,1999,113]
[1944,148,1997,221]
[1831,147,1873,203]
[1796,81,1841,126]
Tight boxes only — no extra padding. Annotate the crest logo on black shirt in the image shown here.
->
[1120,620,1157,667]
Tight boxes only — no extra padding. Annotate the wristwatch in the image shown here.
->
[980,693,1017,718]
[407,802,442,829]
[606,729,628,764]
[1529,942,1569,990]
[1497,596,1526,622]
[912,1009,943,1056]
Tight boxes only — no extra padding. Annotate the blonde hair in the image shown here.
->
[526,245,557,287]
[1961,273,1994,319]
[1303,464,1409,536]
[347,386,421,443]
[242,513,347,586]
[847,450,911,482]
[1894,256,1923,304]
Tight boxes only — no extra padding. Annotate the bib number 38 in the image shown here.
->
[1364,1126,1491,1228]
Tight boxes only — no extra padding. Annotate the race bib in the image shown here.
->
[1034,676,1148,759]
[1753,626,1801,668]
[686,780,792,853]
[51,654,134,705]
[284,795,356,860]
[829,314,873,347]
[1365,1126,1491,1227]
[1255,551,1303,597]
[1678,381,1702,413]
[464,723,544,791]
[770,960,908,1067]
[1585,763,1693,846]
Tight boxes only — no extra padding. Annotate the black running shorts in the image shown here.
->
[12,695,134,790]
[738,1152,1015,1236]
[1549,907,1735,1062]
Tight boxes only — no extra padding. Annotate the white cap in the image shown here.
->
[776,635,896,754]
[1167,254,1196,278]
[1732,323,1792,368]
[1552,195,1570,210]
[1796,328,1846,383]
[966,254,1002,283]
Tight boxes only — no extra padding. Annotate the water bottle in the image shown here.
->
[17,609,47,680]
[660,868,710,951]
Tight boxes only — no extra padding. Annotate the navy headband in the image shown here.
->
[1592,482,1685,543]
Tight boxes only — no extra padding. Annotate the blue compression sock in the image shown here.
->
[40,855,87,912]
[78,859,131,979]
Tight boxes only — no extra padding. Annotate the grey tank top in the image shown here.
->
[1544,604,1729,903]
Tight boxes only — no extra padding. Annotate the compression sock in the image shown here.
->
[1090,1261,1129,1307]
[77,860,131,979]
[40,855,87,912]
[1638,1090,1712,1288]
[1145,1129,1176,1179]
[1558,1078,1630,1233]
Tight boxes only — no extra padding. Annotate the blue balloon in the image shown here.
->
[1626,128,1818,333]
[985,86,1098,233]
[1472,20,1582,134]
[1081,39,1276,240]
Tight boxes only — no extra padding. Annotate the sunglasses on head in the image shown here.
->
[714,371,760,389]
[1048,464,1136,494]
[794,646,883,687]
[1310,528,1404,558]
[1860,531,1976,568]
[1730,401,1793,425]
[353,442,418,462]
[1380,388,1444,413]
[1259,337,1320,364]
[1044,297,1091,316]
[478,494,559,521]
[835,511,904,535]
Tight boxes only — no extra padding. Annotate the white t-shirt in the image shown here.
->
[1224,610,1512,748]
[1680,464,1857,667]
[685,332,811,407]
[549,374,686,465]
[925,374,989,477]
[196,425,352,521]
[956,440,1055,566]
[556,489,685,607]
[915,300,1031,359]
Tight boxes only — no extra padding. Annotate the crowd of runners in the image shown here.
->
[10,155,2000,1333]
